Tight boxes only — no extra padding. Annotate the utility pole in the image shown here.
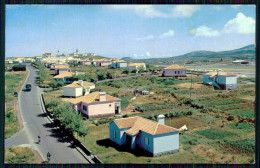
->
[190,72,192,98]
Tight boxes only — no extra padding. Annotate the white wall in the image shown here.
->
[218,76,237,85]
[63,87,83,97]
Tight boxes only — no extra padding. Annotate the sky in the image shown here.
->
[5,5,255,58]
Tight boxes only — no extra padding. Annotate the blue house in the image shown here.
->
[112,60,128,68]
[203,69,237,90]
[109,115,179,156]
[53,72,74,84]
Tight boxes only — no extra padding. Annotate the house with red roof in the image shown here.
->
[162,64,187,77]
[63,80,95,97]
[69,92,121,118]
[109,115,179,156]
[203,69,238,90]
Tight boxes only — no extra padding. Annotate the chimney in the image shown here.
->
[217,69,222,75]
[157,114,165,125]
[99,92,106,101]
[78,80,83,86]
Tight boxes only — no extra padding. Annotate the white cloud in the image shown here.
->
[223,12,255,34]
[146,52,151,57]
[212,6,223,10]
[189,25,220,37]
[109,5,166,18]
[137,34,154,41]
[171,5,200,17]
[159,30,175,38]
[133,54,138,58]
[231,5,242,9]
[109,5,199,18]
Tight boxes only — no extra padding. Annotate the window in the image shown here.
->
[109,104,112,107]
[175,71,177,74]
[83,105,87,111]
[145,137,149,145]
[113,130,116,138]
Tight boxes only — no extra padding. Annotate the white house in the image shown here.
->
[63,80,95,97]
[128,63,146,72]
[203,69,238,90]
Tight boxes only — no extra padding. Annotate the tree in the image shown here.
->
[122,68,130,75]
[131,69,137,73]
[106,72,113,79]
[49,81,58,90]
[97,72,106,80]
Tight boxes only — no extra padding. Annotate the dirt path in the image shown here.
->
[32,149,44,163]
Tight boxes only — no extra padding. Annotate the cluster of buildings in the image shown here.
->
[5,57,35,64]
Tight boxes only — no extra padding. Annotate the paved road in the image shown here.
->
[5,64,89,163]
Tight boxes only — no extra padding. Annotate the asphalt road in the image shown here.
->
[5,64,89,163]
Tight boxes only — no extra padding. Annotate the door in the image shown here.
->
[125,134,132,149]
[115,106,120,114]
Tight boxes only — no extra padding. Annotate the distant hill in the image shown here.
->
[122,44,255,65]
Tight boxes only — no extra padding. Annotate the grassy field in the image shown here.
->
[5,146,37,163]
[5,71,28,139]
[70,64,137,80]
[5,71,27,102]
[43,71,255,163]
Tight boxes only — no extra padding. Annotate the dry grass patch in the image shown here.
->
[191,144,252,163]
[175,82,203,89]
[166,117,207,130]
[5,146,37,163]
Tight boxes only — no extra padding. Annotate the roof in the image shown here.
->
[55,66,69,69]
[44,52,52,54]
[128,63,145,66]
[164,64,186,70]
[204,71,237,77]
[69,91,120,105]
[113,116,179,136]
[53,72,73,79]
[94,59,111,62]
[79,59,90,62]
[64,81,94,88]
[232,60,247,62]
[115,60,126,63]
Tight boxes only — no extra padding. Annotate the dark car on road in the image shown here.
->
[25,83,32,91]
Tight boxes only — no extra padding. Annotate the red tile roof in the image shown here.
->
[113,116,179,135]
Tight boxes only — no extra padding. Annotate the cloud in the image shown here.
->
[109,5,166,18]
[231,5,242,9]
[133,54,138,58]
[212,6,223,10]
[137,34,154,41]
[159,30,175,38]
[223,12,255,34]
[189,25,220,37]
[109,5,199,18]
[146,52,151,57]
[171,5,200,17]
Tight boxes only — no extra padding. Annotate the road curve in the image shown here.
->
[5,64,89,164]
